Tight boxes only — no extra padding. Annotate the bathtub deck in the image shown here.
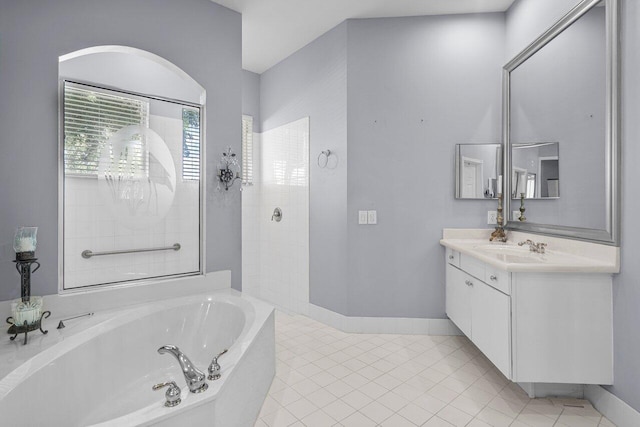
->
[255,312,614,427]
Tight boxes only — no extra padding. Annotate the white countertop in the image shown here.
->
[440,229,620,273]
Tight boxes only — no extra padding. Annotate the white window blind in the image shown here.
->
[64,82,149,175]
[182,108,200,181]
[242,115,254,185]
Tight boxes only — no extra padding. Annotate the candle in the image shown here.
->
[13,226,38,254]
[497,175,503,191]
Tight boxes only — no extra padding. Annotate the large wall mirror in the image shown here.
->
[504,0,619,245]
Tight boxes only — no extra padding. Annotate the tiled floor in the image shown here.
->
[255,312,615,427]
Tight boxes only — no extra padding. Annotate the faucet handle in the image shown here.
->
[208,349,228,380]
[153,381,182,407]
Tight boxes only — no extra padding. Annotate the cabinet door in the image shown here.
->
[471,280,511,378]
[446,264,472,337]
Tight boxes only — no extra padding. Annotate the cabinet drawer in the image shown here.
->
[446,248,460,267]
[485,266,511,295]
[459,253,485,281]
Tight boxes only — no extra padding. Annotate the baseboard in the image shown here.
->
[306,302,462,336]
[585,385,640,427]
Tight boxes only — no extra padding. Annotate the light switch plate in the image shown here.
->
[358,211,368,225]
[367,210,377,225]
[487,211,497,225]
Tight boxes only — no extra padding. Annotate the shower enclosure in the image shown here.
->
[242,117,310,313]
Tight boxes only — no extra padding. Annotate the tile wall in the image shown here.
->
[242,118,310,313]
[63,115,200,289]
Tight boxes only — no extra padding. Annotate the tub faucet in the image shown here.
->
[157,345,208,393]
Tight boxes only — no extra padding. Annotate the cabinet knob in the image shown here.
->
[490,275,497,281]
[448,255,454,260]
[465,280,473,286]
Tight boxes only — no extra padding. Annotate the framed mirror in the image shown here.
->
[503,0,619,245]
[455,144,502,199]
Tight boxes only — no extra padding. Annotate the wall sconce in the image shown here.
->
[216,146,241,191]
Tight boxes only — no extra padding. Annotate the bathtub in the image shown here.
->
[0,290,275,426]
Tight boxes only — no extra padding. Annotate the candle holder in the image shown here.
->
[490,193,508,242]
[7,226,51,344]
[519,193,527,222]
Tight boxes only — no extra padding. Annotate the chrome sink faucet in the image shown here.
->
[158,345,208,393]
[518,239,547,254]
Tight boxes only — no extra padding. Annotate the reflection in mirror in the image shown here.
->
[504,0,618,244]
[455,144,502,199]
[511,142,559,199]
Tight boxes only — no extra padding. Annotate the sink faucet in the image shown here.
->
[518,239,547,254]
[158,345,208,393]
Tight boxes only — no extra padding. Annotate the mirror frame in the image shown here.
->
[503,0,620,246]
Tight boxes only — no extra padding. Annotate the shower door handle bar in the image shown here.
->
[82,243,181,259]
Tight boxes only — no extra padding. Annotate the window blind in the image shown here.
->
[242,115,254,185]
[64,82,149,175]
[182,108,200,181]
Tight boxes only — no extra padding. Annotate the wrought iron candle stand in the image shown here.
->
[6,255,51,345]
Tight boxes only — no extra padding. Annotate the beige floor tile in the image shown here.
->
[340,411,377,427]
[377,390,410,412]
[306,387,338,407]
[323,398,357,421]
[437,404,474,427]
[475,406,514,427]
[422,415,456,426]
[324,379,355,398]
[397,402,434,425]
[300,409,338,427]
[342,389,374,410]
[379,413,418,427]
[359,401,394,424]
[258,312,610,427]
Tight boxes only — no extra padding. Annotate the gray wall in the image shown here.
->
[259,15,504,317]
[346,14,505,317]
[242,70,261,132]
[260,22,349,314]
[507,0,640,414]
[0,0,242,299]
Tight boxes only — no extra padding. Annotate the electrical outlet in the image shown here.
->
[513,211,521,220]
[358,211,368,225]
[487,211,497,225]
[367,210,377,225]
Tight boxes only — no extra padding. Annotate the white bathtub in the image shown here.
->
[0,290,275,426]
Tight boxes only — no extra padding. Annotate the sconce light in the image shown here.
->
[216,146,241,191]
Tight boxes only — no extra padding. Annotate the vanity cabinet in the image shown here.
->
[445,251,511,377]
[444,247,613,386]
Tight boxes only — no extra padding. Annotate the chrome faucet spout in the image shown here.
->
[158,345,208,393]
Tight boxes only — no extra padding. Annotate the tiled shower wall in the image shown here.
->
[242,118,309,313]
[64,114,200,289]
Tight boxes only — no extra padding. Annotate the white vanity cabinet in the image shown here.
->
[444,247,613,387]
[445,249,511,378]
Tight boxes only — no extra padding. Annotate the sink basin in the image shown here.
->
[473,244,533,256]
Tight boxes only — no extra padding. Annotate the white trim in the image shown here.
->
[306,303,462,336]
[585,385,640,427]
